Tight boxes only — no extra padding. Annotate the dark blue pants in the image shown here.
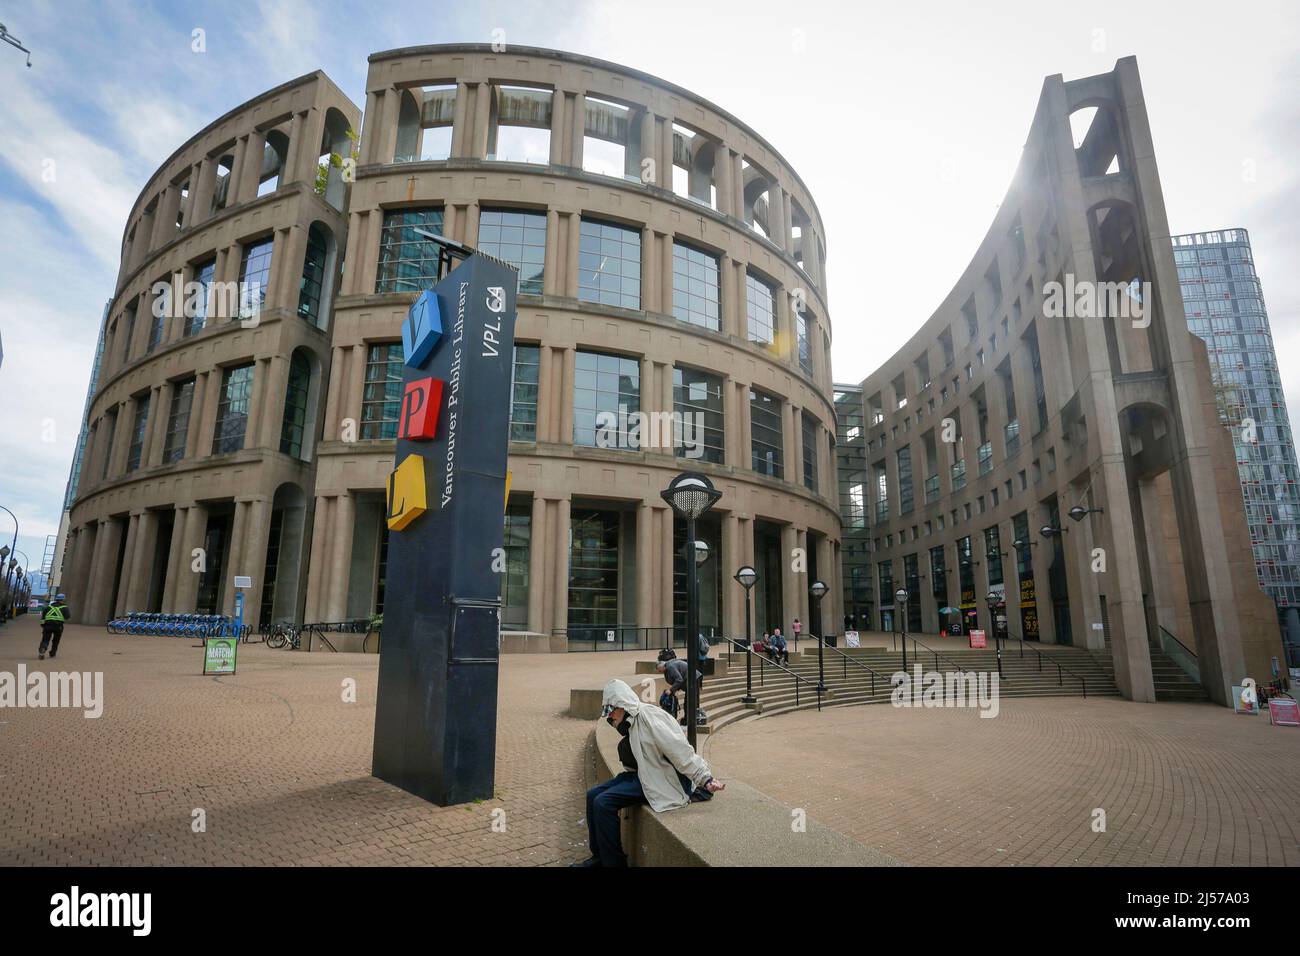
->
[586,772,646,867]
[585,770,694,866]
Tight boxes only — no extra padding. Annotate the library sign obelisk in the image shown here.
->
[372,253,517,806]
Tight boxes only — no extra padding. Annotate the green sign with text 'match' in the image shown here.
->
[203,636,238,675]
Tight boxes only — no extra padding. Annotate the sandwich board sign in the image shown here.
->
[969,629,987,649]
[845,630,860,648]
[203,636,238,675]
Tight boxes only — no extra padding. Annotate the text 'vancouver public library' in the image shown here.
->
[61,44,1283,705]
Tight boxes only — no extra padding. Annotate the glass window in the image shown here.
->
[147,294,165,353]
[671,241,720,331]
[186,259,215,336]
[797,309,812,375]
[578,218,640,309]
[802,414,817,492]
[568,509,621,630]
[361,343,404,440]
[163,379,195,464]
[478,209,546,295]
[376,208,445,294]
[501,504,531,629]
[509,344,540,441]
[746,272,776,345]
[673,366,724,464]
[574,350,640,449]
[297,225,328,325]
[126,396,149,472]
[897,445,913,515]
[280,352,311,458]
[211,364,254,455]
[750,389,784,479]
[238,237,274,321]
[848,483,865,529]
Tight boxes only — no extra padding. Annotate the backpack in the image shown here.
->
[657,647,677,663]
[659,689,679,717]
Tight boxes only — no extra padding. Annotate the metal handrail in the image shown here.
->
[999,633,1087,697]
[807,636,891,697]
[1157,625,1197,659]
[1157,626,1200,683]
[718,636,821,711]
[891,631,971,674]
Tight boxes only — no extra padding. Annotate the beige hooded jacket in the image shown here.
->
[602,678,714,812]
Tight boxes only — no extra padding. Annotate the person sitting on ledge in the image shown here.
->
[768,627,789,666]
[574,678,725,867]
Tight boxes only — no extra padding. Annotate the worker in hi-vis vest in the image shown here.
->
[38,593,69,661]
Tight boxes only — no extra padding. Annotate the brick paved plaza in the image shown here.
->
[2,617,1297,866]
[0,619,632,866]
[705,696,1300,866]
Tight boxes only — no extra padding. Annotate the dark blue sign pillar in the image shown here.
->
[371,253,517,806]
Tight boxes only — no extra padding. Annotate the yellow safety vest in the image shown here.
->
[43,604,66,623]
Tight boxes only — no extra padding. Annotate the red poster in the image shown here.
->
[969,629,987,649]
[1268,697,1299,726]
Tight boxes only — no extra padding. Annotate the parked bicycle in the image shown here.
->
[265,622,302,650]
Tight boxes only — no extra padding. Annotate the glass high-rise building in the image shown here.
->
[1174,228,1300,649]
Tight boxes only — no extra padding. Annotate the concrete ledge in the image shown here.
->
[592,721,901,867]
[501,631,567,653]
[569,688,605,719]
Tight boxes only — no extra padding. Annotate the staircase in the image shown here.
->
[1089,639,1209,703]
[694,641,1120,735]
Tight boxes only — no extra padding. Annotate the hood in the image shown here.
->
[601,679,643,719]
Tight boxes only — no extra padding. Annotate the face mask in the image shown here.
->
[615,717,631,737]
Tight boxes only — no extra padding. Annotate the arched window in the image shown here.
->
[280,351,312,459]
[297,224,330,326]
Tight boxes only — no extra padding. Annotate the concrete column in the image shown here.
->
[639,110,657,186]
[449,82,471,158]
[473,81,492,158]
[795,527,810,637]
[161,506,188,612]
[142,384,166,468]
[326,493,355,620]
[739,382,753,472]
[565,212,582,297]
[659,234,673,315]
[283,111,306,185]
[115,513,141,616]
[220,499,251,616]
[641,226,657,313]
[127,510,159,612]
[527,495,547,633]
[559,347,575,445]
[324,346,346,439]
[722,512,742,639]
[715,143,733,217]
[544,210,561,296]
[173,504,208,613]
[86,518,121,623]
[722,377,739,467]
[658,506,674,631]
[780,523,798,636]
[240,497,271,625]
[718,252,735,336]
[782,401,798,484]
[536,346,556,443]
[238,129,267,203]
[768,183,785,251]
[552,497,571,633]
[243,357,271,450]
[637,500,654,630]
[196,370,223,458]
[731,151,744,220]
[569,92,585,169]
[346,344,366,426]
[303,495,332,622]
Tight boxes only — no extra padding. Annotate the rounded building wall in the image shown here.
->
[66,46,844,645]
[851,57,1281,704]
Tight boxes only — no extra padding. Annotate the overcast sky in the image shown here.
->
[1,0,1296,574]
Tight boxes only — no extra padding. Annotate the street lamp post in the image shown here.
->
[735,566,757,704]
[986,590,1004,678]
[810,580,828,691]
[661,472,722,751]
[895,587,909,671]
[0,506,17,624]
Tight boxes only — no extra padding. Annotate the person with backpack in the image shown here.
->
[574,679,725,867]
[657,655,703,718]
[38,593,70,661]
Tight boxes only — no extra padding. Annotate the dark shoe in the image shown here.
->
[570,856,602,867]
[38,653,44,661]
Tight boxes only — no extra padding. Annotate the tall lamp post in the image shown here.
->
[735,566,757,704]
[986,589,1005,678]
[810,580,828,691]
[661,472,722,750]
[0,506,17,623]
[895,587,909,671]
[12,550,29,620]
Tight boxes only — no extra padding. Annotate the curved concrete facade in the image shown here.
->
[845,57,1281,704]
[66,46,843,648]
